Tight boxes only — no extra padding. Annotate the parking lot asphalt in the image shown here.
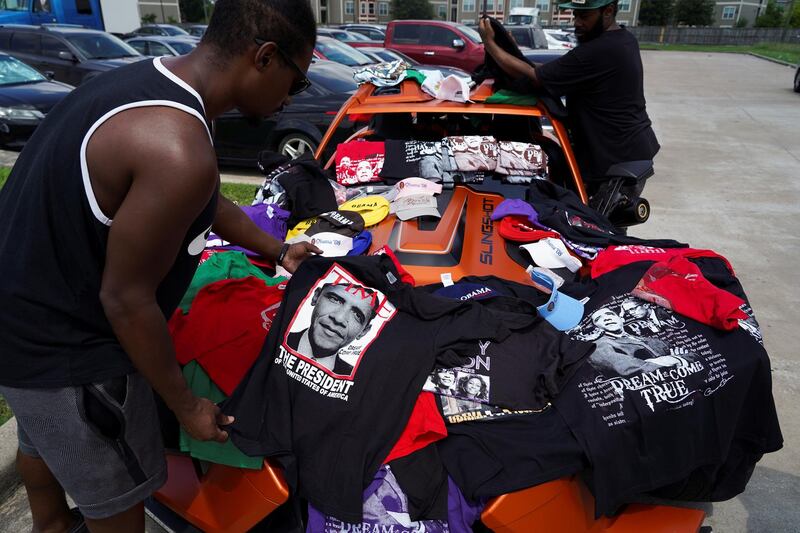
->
[0,51,798,532]
[630,51,800,533]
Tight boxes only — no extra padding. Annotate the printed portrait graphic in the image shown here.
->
[573,299,697,378]
[283,264,396,380]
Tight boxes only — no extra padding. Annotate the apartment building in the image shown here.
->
[137,0,181,23]
[713,0,767,27]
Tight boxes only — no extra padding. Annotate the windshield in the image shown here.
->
[0,0,30,11]
[550,33,572,42]
[316,39,372,67]
[0,54,45,85]
[66,33,140,59]
[457,25,482,44]
[376,49,417,65]
[163,26,190,36]
[309,65,358,94]
[168,41,196,54]
[348,32,371,41]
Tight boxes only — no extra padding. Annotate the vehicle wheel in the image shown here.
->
[794,68,800,93]
[278,133,317,160]
[633,198,650,223]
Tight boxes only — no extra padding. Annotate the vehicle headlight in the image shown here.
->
[0,106,45,121]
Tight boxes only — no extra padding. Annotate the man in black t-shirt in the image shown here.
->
[479,0,660,183]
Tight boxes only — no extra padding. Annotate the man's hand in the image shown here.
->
[479,17,496,46]
[281,241,322,273]
[177,397,234,443]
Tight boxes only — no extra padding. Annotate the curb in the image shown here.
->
[748,52,797,68]
[0,418,20,501]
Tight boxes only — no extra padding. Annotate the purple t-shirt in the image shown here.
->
[306,467,483,533]
[206,203,289,257]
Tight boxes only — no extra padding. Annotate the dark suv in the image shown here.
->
[0,25,144,86]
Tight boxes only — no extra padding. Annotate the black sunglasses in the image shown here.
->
[254,38,312,96]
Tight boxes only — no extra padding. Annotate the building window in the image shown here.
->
[722,6,736,19]
[535,0,549,12]
[368,2,375,15]
[618,0,631,12]
[498,0,504,12]
[379,2,389,15]
[463,0,476,12]
[486,0,494,9]
[438,4,447,18]
[345,1,354,15]
[510,0,524,7]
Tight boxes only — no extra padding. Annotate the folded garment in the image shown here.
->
[336,140,386,185]
[354,60,408,87]
[496,141,548,176]
[442,136,498,172]
[631,255,748,331]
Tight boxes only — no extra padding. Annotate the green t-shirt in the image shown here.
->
[179,361,264,470]
[485,90,538,106]
[179,251,284,313]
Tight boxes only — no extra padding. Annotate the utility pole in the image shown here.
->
[159,0,166,22]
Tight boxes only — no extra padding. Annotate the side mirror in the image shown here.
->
[57,50,77,62]
[452,38,465,49]
[43,70,55,80]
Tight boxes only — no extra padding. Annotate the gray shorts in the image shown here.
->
[0,373,167,520]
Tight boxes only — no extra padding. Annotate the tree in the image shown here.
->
[787,1,800,27]
[390,0,434,20]
[638,0,673,26]
[755,0,784,27]
[141,13,157,24]
[735,17,749,28]
[673,0,714,26]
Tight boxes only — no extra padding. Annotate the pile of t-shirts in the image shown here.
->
[379,136,548,187]
[167,176,781,532]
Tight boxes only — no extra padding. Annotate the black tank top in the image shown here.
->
[0,58,217,387]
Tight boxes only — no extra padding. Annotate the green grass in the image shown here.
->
[220,181,259,206]
[0,167,9,190]
[640,42,800,65]
[0,396,10,427]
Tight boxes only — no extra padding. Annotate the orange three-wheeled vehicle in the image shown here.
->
[152,80,704,532]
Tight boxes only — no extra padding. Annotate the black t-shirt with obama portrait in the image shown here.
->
[225,255,519,523]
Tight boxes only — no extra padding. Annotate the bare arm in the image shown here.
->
[90,107,231,442]
[479,17,543,90]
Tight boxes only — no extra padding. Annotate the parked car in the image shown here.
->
[213,60,358,167]
[337,24,386,41]
[0,26,144,86]
[126,36,197,57]
[505,25,549,50]
[521,48,568,64]
[384,20,485,72]
[317,28,379,49]
[313,36,375,68]
[132,24,195,39]
[0,51,72,148]
[358,47,471,79]
[185,24,207,38]
[543,29,575,50]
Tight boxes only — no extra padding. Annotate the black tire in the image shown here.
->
[277,133,317,160]
[794,67,800,93]
[633,198,650,223]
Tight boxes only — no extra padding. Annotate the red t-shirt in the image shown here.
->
[335,141,386,186]
[591,245,735,279]
[632,256,747,331]
[169,276,287,395]
[371,245,416,286]
[383,392,447,464]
